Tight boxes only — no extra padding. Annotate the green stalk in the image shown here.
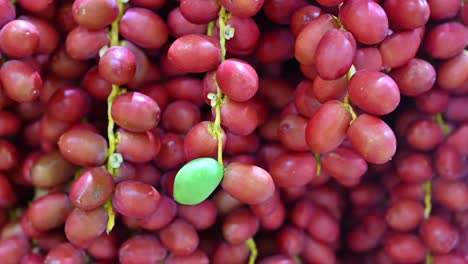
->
[208,5,258,263]
[246,237,258,264]
[314,153,321,176]
[423,180,432,219]
[206,6,231,168]
[104,0,127,233]
[424,113,450,263]
[342,65,357,122]
[434,113,451,136]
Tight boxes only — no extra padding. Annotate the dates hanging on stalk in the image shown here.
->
[0,1,466,263]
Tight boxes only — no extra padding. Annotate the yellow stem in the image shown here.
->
[343,93,350,105]
[423,180,432,219]
[423,179,433,264]
[342,97,357,122]
[314,153,321,176]
[246,238,258,264]
[104,0,126,233]
[431,105,449,251]
[106,0,126,175]
[106,85,123,176]
[213,84,225,166]
[104,199,115,233]
[207,21,215,37]
[433,113,451,136]
[426,252,433,264]
[206,6,231,168]
[207,92,225,168]
[218,6,230,62]
[346,65,356,80]
[110,1,125,47]
[341,65,358,122]
[332,15,344,30]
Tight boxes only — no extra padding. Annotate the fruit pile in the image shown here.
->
[0,0,467,263]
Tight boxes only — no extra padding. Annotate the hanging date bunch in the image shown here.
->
[0,0,466,263]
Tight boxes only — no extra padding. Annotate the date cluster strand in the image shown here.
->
[0,0,466,263]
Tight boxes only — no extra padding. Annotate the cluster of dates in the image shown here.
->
[0,0,466,263]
